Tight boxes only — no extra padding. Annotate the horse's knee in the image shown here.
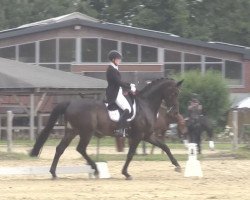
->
[56,145,65,155]
[76,145,84,154]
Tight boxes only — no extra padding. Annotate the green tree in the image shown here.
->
[0,0,97,29]
[187,0,250,45]
[0,0,250,46]
[128,0,191,37]
[175,71,230,124]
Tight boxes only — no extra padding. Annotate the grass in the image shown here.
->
[0,151,31,160]
[234,145,250,159]
[1,137,250,161]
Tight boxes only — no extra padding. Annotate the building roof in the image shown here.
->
[0,57,107,94]
[0,12,250,60]
[235,97,250,108]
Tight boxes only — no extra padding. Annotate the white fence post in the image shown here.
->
[7,111,13,153]
[232,110,238,150]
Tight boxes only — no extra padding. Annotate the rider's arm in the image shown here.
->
[109,68,131,89]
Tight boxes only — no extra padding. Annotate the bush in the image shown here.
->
[175,70,230,124]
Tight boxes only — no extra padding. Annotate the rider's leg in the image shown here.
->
[115,88,131,135]
[115,88,131,113]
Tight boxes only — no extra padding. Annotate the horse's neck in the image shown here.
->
[140,90,163,115]
[139,79,173,115]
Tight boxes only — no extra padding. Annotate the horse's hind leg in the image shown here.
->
[145,135,181,172]
[76,135,98,177]
[49,130,76,179]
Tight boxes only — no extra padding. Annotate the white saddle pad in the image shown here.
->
[105,101,136,122]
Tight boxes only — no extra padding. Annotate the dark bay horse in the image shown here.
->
[186,115,214,154]
[150,106,188,154]
[30,78,183,180]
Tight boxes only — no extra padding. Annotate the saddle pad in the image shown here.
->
[105,101,136,122]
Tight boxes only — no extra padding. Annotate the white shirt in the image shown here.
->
[110,62,118,70]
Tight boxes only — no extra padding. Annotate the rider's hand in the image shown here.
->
[130,83,136,93]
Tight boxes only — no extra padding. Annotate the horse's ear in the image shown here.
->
[176,79,184,88]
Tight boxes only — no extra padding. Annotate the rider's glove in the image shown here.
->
[130,83,136,93]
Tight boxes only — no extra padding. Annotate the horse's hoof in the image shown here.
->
[51,176,58,180]
[94,173,100,179]
[125,176,133,180]
[175,166,182,173]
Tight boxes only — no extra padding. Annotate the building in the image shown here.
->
[0,12,249,102]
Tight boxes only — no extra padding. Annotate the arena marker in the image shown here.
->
[184,143,203,178]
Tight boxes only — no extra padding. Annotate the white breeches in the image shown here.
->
[115,87,131,113]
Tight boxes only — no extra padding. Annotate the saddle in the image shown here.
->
[105,93,136,122]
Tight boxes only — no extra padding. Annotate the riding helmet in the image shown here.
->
[108,50,122,61]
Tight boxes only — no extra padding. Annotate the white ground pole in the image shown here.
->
[0,162,111,179]
[232,110,238,150]
[7,110,13,153]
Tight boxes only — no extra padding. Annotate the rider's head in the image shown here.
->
[108,50,122,66]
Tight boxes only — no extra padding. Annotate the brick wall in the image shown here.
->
[71,64,162,73]
[230,60,250,93]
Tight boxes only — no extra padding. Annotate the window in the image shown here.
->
[84,72,106,80]
[185,64,201,72]
[101,39,118,62]
[205,63,222,73]
[81,38,98,62]
[141,46,158,62]
[164,64,181,76]
[39,64,56,69]
[165,50,181,62]
[136,72,163,90]
[59,64,71,72]
[122,42,138,62]
[120,72,136,82]
[19,43,35,63]
[184,53,201,62]
[40,39,56,63]
[59,38,76,62]
[225,60,242,85]
[0,46,16,60]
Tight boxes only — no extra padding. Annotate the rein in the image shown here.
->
[160,104,174,113]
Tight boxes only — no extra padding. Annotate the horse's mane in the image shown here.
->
[139,77,174,96]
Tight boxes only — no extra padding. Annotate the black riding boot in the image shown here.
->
[115,109,130,137]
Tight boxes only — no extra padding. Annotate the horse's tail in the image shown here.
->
[30,101,70,157]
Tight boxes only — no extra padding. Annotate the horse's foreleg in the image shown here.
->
[122,138,141,180]
[50,130,76,178]
[145,135,181,172]
[76,135,98,177]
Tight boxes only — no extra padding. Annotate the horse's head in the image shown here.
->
[139,78,183,118]
[162,79,183,116]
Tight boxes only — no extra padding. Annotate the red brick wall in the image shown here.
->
[0,95,56,113]
[230,60,250,93]
[71,64,162,73]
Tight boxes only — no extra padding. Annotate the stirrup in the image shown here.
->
[114,129,127,137]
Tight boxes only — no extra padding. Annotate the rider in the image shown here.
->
[106,50,136,136]
[187,93,202,121]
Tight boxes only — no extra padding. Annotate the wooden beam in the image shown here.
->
[35,93,47,114]
[29,94,35,141]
